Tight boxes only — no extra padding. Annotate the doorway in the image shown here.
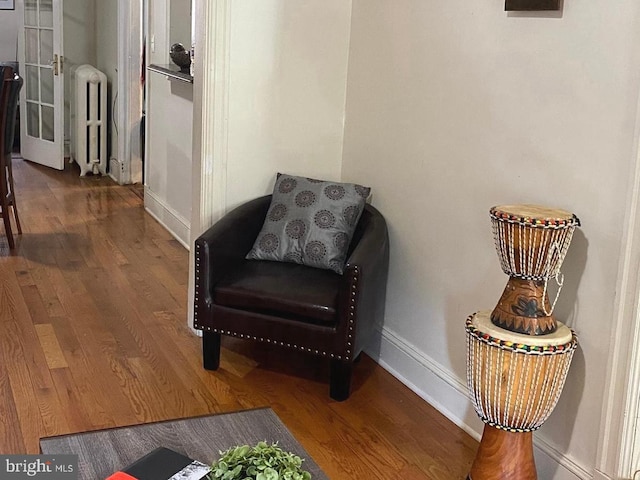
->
[15,0,144,184]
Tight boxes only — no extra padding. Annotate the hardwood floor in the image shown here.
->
[0,157,477,478]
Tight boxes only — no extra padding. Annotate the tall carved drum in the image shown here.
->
[490,205,580,335]
[466,205,580,480]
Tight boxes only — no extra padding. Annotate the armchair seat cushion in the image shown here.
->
[213,260,341,325]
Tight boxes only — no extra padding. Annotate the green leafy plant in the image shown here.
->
[209,441,312,480]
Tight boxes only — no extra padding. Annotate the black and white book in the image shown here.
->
[106,447,211,480]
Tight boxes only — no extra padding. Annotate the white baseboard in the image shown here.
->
[367,325,483,440]
[143,186,190,249]
[367,325,592,480]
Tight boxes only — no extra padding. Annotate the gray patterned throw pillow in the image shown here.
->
[246,174,371,274]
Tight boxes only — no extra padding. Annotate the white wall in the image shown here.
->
[145,0,193,246]
[341,1,640,478]
[224,0,352,209]
[95,0,118,161]
[145,74,193,246]
[0,3,21,62]
[63,0,96,73]
[63,0,96,152]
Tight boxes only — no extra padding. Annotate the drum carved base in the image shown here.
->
[491,277,556,335]
[468,425,537,480]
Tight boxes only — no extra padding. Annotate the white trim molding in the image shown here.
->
[144,186,190,249]
[187,0,232,328]
[117,0,144,185]
[369,325,590,480]
[191,0,231,237]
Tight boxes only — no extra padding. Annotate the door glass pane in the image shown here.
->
[40,67,53,104]
[27,102,40,138]
[25,28,38,64]
[25,65,39,101]
[42,105,54,141]
[40,29,53,66]
[24,0,38,27]
[39,0,53,28]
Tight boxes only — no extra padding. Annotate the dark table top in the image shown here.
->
[40,407,328,480]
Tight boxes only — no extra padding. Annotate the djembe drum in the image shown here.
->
[466,205,580,480]
[490,205,580,335]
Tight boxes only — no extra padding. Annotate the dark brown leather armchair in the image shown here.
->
[193,195,389,401]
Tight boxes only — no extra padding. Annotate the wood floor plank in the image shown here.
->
[48,315,123,430]
[34,384,72,439]
[20,284,53,325]
[0,158,478,477]
[34,323,69,369]
[49,368,95,433]
[1,321,48,452]
[0,359,27,453]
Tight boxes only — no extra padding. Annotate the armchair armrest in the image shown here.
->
[343,205,390,357]
[194,195,271,313]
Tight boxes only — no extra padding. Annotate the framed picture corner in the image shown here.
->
[0,0,15,11]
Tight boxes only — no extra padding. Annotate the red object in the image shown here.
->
[105,472,138,480]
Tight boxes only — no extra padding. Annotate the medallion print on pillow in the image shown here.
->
[305,241,327,261]
[343,205,360,227]
[334,232,349,251]
[246,173,371,274]
[295,191,316,208]
[268,203,288,222]
[324,185,346,201]
[279,177,297,193]
[258,233,279,253]
[284,251,303,263]
[285,219,307,239]
[314,210,336,229]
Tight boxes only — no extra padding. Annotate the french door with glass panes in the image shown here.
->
[19,0,64,170]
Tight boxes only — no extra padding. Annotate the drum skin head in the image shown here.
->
[471,310,573,346]
[491,204,578,225]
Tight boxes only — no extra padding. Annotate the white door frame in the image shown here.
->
[115,0,143,185]
[187,0,231,328]
[595,87,640,479]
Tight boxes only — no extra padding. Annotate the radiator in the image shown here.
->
[70,65,107,176]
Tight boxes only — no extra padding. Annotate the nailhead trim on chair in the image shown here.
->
[194,243,201,328]
[200,325,343,360]
[345,266,359,357]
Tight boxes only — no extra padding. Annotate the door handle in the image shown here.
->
[51,54,63,76]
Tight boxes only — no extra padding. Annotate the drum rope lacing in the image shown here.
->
[466,315,578,432]
[542,241,565,316]
[492,214,576,317]
[492,216,576,280]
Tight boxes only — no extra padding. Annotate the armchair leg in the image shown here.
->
[330,359,353,401]
[203,331,221,370]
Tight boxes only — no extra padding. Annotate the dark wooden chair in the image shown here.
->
[0,66,23,249]
[193,195,390,401]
